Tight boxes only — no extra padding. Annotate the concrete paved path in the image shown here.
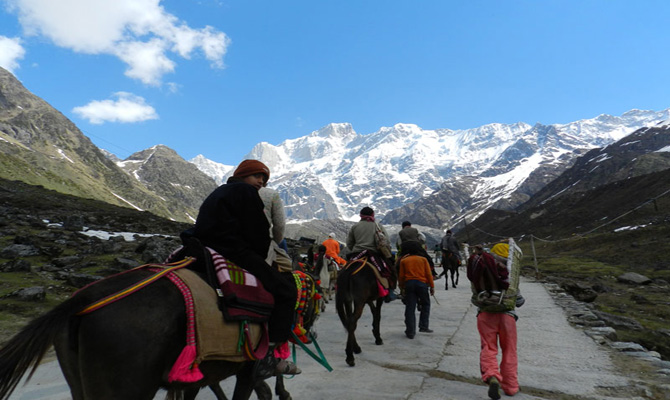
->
[8,275,633,400]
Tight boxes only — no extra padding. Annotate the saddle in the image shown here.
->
[172,267,266,364]
[345,255,390,292]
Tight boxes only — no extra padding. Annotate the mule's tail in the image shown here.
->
[0,297,80,400]
[335,267,354,330]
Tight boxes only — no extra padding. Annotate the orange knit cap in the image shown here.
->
[232,159,270,182]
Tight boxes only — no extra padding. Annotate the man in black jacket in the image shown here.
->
[181,159,300,376]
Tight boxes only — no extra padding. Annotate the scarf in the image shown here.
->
[360,214,375,222]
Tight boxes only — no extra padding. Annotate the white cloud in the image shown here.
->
[115,39,175,85]
[72,92,159,124]
[7,0,230,85]
[0,36,26,73]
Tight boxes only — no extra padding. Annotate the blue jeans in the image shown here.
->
[404,280,431,335]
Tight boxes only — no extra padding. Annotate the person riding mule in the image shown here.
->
[345,206,395,289]
[322,232,346,266]
[440,229,461,265]
[180,159,300,377]
[314,244,337,303]
[395,221,437,278]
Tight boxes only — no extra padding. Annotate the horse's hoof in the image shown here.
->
[353,345,362,354]
[375,339,383,345]
[452,284,457,288]
[346,358,355,367]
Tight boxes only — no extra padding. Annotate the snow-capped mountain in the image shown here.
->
[189,155,234,185]
[189,108,670,228]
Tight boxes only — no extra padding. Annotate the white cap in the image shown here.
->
[328,232,335,238]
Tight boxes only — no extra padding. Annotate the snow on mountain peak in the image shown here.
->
[190,108,670,224]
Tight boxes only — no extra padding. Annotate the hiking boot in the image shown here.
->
[252,355,278,380]
[275,359,301,376]
[488,377,501,400]
[419,328,433,333]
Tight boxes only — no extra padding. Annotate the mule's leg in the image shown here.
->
[231,363,257,400]
[370,298,384,346]
[210,384,229,400]
[345,301,366,366]
[253,379,273,400]
[274,376,292,400]
[183,388,205,400]
[454,268,459,288]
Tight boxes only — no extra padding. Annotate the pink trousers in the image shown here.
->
[477,312,519,396]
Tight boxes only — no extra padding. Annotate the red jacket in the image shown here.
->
[467,252,509,292]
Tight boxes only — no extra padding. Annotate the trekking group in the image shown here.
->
[187,158,526,399]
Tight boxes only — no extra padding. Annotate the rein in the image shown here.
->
[76,257,196,315]
[290,331,333,373]
[348,257,369,275]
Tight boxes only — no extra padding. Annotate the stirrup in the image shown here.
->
[252,355,278,380]
[275,359,301,376]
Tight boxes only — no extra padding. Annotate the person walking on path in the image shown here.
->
[467,243,524,399]
[398,241,435,339]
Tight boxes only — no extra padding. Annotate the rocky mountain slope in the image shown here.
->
[3,65,669,230]
[463,123,670,242]
[0,67,212,223]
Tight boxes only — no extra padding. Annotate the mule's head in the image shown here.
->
[290,271,322,343]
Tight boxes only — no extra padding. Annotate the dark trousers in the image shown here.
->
[403,279,431,335]
[241,261,297,343]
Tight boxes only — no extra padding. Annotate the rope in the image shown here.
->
[290,331,333,372]
[465,184,670,244]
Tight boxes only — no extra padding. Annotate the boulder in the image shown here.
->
[52,255,84,268]
[64,273,103,288]
[561,281,598,302]
[1,259,31,272]
[0,244,40,258]
[594,311,644,331]
[9,286,46,301]
[617,272,652,285]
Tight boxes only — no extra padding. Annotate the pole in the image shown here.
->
[530,234,539,279]
[464,217,471,244]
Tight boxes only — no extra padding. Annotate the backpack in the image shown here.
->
[374,222,393,259]
[470,239,523,313]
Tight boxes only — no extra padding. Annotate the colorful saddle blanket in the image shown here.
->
[173,267,266,365]
[206,247,275,322]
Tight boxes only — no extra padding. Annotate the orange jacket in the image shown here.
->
[322,238,346,265]
[399,255,434,289]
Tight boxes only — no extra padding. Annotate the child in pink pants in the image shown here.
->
[477,311,519,396]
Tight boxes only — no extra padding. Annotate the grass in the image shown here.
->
[516,226,670,360]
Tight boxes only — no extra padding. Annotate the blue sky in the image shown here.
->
[1,0,669,166]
